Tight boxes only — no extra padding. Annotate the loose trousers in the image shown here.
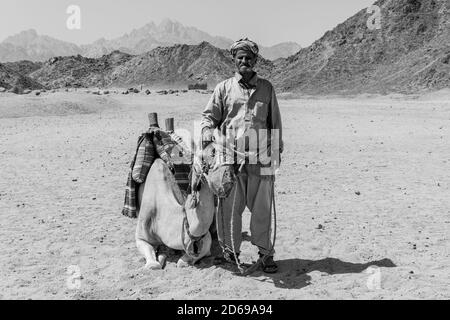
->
[216,165,275,256]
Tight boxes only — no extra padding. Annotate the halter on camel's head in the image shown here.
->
[189,141,237,207]
[190,142,218,193]
[183,142,216,210]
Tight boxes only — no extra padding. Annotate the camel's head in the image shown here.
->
[192,143,236,199]
[185,143,217,210]
[191,143,218,192]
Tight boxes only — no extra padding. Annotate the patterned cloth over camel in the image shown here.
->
[122,127,193,219]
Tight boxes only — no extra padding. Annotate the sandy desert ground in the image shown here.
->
[0,88,449,300]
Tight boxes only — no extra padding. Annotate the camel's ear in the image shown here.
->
[193,149,203,169]
[191,172,202,192]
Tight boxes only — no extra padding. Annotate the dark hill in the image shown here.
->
[0,63,45,91]
[27,43,273,89]
[3,60,43,76]
[108,42,273,87]
[29,51,134,88]
[271,0,450,94]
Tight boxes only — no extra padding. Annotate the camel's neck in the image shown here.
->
[185,185,215,238]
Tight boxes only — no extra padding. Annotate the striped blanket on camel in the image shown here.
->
[122,128,192,218]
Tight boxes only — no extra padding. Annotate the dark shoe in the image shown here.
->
[259,253,278,274]
[213,250,240,265]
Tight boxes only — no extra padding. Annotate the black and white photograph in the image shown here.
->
[0,0,449,302]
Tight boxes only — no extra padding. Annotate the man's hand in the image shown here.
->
[201,127,214,149]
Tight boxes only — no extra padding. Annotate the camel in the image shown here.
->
[135,144,217,270]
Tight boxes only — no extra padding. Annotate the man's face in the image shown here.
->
[234,50,257,74]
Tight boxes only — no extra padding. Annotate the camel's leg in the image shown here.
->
[136,239,162,270]
[176,254,192,268]
[136,217,162,270]
[177,232,212,268]
[158,253,167,269]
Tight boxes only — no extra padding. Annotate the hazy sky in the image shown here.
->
[0,0,376,47]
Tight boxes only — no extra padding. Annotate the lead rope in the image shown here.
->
[216,198,225,252]
[216,162,277,276]
[230,181,245,274]
[216,183,245,274]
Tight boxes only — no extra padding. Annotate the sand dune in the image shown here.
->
[0,90,449,299]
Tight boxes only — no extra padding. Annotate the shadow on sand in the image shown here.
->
[255,257,396,289]
[196,235,397,290]
[156,233,396,290]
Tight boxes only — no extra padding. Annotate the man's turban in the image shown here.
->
[230,38,259,57]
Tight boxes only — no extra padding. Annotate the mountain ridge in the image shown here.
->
[271,0,450,94]
[0,19,301,62]
[2,1,449,94]
[26,42,274,89]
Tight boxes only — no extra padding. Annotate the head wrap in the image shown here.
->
[230,38,259,57]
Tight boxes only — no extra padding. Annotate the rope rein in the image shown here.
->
[181,163,210,256]
[230,183,246,274]
[185,145,278,275]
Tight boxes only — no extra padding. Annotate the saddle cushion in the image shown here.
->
[132,133,156,183]
[123,128,194,219]
[153,130,193,193]
[173,163,191,193]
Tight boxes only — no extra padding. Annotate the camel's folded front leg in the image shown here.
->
[136,239,162,270]
[136,217,164,270]
[177,232,212,268]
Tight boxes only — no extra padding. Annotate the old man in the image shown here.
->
[200,38,283,273]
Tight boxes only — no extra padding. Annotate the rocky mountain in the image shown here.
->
[271,0,450,94]
[80,19,233,58]
[3,1,449,94]
[30,51,133,88]
[0,20,301,62]
[0,29,81,63]
[81,19,301,60]
[260,42,302,60]
[26,42,273,89]
[0,62,45,91]
[108,42,274,87]
[3,60,43,76]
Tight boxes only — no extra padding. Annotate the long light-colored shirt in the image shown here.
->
[201,72,283,175]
